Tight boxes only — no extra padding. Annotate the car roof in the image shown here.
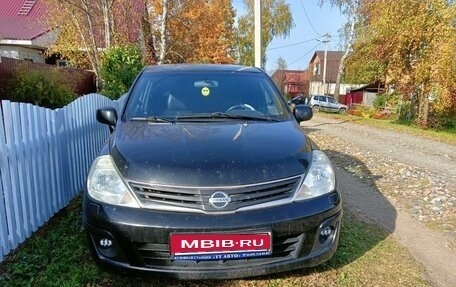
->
[312,95,333,98]
[141,64,263,74]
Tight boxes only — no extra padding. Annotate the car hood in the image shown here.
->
[110,120,313,186]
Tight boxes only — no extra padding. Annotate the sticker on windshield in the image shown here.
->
[201,87,210,96]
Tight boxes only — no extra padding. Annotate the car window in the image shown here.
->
[328,97,336,103]
[124,72,289,119]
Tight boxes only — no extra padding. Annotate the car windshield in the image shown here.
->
[124,71,289,121]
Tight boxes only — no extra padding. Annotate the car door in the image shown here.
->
[319,96,330,112]
[326,97,339,112]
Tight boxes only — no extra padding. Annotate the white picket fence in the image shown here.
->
[0,93,126,262]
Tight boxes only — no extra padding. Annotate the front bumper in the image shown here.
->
[83,190,342,279]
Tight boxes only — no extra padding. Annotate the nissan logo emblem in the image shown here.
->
[208,191,231,209]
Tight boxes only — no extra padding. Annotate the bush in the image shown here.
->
[100,45,144,100]
[348,105,376,118]
[373,93,388,109]
[12,66,76,109]
[397,101,413,122]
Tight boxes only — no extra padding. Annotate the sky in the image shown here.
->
[232,0,347,73]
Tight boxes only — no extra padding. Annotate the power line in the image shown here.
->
[299,0,322,37]
[288,42,323,67]
[267,37,319,51]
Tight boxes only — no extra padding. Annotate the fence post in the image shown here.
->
[0,102,10,260]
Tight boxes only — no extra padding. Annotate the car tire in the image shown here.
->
[312,105,320,112]
[338,108,346,114]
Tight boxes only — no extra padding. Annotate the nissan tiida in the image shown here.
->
[83,64,342,279]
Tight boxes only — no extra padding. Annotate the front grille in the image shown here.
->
[129,175,302,212]
[135,232,304,269]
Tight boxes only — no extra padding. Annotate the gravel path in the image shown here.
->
[301,114,456,287]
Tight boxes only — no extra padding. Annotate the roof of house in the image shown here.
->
[270,69,309,83]
[310,51,344,63]
[0,0,49,41]
[349,82,385,93]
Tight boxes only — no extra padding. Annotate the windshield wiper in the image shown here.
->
[210,112,278,122]
[130,116,174,123]
[175,112,278,122]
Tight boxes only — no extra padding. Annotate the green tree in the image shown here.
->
[100,45,144,99]
[45,0,143,85]
[12,66,75,109]
[236,0,294,68]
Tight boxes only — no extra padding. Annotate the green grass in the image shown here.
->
[318,112,456,145]
[0,195,430,287]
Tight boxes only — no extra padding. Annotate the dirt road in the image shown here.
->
[301,115,456,287]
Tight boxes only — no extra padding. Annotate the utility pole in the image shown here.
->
[254,0,262,68]
[317,33,331,95]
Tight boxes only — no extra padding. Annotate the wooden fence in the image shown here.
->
[0,93,126,262]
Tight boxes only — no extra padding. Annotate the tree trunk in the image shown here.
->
[419,90,430,127]
[81,0,102,89]
[139,2,156,64]
[334,3,357,102]
[102,0,111,49]
[158,0,168,65]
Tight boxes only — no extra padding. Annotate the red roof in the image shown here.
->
[0,0,50,41]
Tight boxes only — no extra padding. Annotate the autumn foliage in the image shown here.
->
[148,0,236,64]
[344,0,456,128]
[45,0,236,76]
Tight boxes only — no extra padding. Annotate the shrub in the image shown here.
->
[397,101,413,122]
[373,93,388,109]
[100,45,144,100]
[349,104,376,118]
[12,66,76,109]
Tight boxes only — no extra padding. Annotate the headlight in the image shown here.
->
[87,155,140,208]
[294,150,336,201]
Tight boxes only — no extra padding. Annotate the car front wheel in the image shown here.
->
[338,108,346,114]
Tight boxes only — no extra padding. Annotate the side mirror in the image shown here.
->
[96,107,117,132]
[293,104,313,122]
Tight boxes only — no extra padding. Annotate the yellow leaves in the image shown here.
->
[152,0,235,64]
[354,0,456,124]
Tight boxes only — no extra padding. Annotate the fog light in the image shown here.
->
[320,226,333,237]
[99,238,113,247]
[319,226,334,243]
[95,236,118,258]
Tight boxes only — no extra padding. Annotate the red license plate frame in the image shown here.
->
[170,232,272,261]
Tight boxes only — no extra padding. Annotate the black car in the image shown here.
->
[83,64,342,279]
[288,95,308,106]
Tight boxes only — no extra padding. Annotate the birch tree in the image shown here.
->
[45,0,142,80]
[147,0,235,64]
[343,0,456,127]
[158,0,168,64]
[319,0,361,100]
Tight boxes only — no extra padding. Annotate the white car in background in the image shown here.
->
[309,95,348,114]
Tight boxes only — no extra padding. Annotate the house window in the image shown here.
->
[289,84,298,93]
[56,60,69,67]
[313,64,320,76]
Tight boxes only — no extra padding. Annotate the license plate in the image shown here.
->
[170,232,272,260]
